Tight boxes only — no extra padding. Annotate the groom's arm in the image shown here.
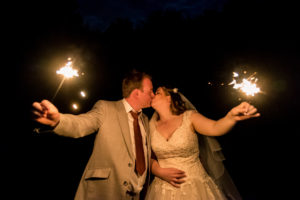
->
[54,100,106,138]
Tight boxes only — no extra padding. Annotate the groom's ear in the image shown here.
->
[132,88,140,97]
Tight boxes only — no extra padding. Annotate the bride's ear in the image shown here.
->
[167,95,172,103]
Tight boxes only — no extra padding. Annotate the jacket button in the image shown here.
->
[128,163,132,167]
[123,181,128,186]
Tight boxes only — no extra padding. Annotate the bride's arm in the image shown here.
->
[151,158,186,188]
[191,102,260,136]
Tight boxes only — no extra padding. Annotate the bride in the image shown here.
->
[145,86,260,200]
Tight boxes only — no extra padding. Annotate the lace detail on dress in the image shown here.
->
[146,110,226,200]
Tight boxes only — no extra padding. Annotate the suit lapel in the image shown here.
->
[116,100,151,173]
[115,100,135,160]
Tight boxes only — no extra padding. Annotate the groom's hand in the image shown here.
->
[32,99,60,127]
[158,168,186,188]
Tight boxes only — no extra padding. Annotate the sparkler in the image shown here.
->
[228,71,261,97]
[51,58,79,101]
[33,58,82,134]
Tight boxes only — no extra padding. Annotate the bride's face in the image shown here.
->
[151,87,170,110]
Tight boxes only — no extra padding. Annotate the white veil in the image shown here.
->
[149,92,242,200]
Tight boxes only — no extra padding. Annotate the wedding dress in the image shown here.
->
[145,110,227,200]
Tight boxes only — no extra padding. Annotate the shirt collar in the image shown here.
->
[122,98,142,114]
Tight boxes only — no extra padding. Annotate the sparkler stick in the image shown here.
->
[51,77,66,101]
[33,58,80,134]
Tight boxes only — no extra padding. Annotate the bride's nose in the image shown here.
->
[151,92,155,98]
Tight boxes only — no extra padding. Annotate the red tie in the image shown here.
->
[130,111,146,176]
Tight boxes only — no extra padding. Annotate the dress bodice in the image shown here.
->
[151,110,201,173]
[147,110,227,200]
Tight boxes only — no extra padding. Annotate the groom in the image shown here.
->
[32,70,154,200]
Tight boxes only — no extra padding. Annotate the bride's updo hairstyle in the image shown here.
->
[161,87,187,115]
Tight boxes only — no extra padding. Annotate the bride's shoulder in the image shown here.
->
[184,109,198,116]
[183,110,198,122]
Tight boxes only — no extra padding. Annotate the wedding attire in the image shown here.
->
[53,99,151,200]
[146,110,227,200]
[145,93,242,200]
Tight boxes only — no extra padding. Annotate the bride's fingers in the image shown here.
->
[236,112,260,121]
[246,107,257,115]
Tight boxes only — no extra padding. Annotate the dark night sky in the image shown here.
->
[4,0,300,199]
[77,0,229,30]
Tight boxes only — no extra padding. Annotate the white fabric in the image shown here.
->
[145,110,226,200]
[122,99,148,192]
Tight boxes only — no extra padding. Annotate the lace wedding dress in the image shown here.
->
[145,110,227,200]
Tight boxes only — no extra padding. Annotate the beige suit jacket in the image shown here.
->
[54,100,151,200]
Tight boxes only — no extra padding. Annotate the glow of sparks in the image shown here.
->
[56,59,79,79]
[51,58,80,101]
[72,103,78,110]
[233,72,239,77]
[229,72,261,96]
[80,91,86,98]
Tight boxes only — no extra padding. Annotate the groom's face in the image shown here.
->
[139,77,154,108]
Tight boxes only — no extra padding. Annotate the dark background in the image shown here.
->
[4,0,299,199]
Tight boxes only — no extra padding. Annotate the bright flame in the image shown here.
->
[233,72,239,77]
[229,72,261,96]
[56,60,79,79]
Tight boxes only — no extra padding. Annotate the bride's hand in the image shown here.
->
[158,168,186,188]
[229,102,260,121]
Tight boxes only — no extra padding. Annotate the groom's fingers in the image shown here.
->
[174,178,185,184]
[173,169,185,174]
[32,110,44,118]
[170,181,181,188]
[32,102,44,113]
[174,173,186,178]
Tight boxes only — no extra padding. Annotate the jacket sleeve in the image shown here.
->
[53,100,106,138]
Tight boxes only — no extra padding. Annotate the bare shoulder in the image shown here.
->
[185,109,198,118]
[188,110,207,123]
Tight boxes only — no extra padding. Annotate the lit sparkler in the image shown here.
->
[228,71,261,96]
[51,58,79,101]
[33,58,81,134]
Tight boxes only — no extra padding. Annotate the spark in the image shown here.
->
[56,60,79,79]
[80,91,86,98]
[51,58,80,101]
[229,72,261,96]
[72,103,78,110]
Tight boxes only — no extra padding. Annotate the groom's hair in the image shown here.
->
[122,69,152,98]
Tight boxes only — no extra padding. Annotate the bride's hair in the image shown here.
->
[161,86,187,115]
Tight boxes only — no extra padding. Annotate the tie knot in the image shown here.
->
[130,111,140,119]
